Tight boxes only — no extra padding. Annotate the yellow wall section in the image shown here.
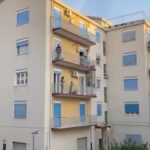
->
[53,99,91,117]
[52,0,96,119]
[53,35,88,64]
[53,0,97,34]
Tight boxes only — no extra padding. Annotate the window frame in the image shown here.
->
[124,102,140,115]
[16,38,29,55]
[96,79,101,89]
[122,30,136,43]
[96,31,100,43]
[14,101,27,119]
[16,9,29,26]
[123,52,137,66]
[97,103,102,116]
[15,69,28,86]
[123,77,138,91]
[96,54,101,66]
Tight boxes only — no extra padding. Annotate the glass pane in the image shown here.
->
[124,79,138,90]
[17,11,29,26]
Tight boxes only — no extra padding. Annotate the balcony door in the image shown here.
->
[53,8,61,28]
[79,48,87,66]
[54,70,61,93]
[80,103,86,122]
[79,75,86,95]
[53,102,61,127]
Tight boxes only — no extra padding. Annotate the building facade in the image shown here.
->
[106,13,150,144]
[0,0,110,150]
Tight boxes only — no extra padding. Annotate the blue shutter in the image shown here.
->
[123,54,137,66]
[17,11,29,26]
[97,104,102,116]
[16,40,29,48]
[80,104,86,122]
[125,103,139,114]
[124,79,138,91]
[54,103,61,127]
[15,104,27,118]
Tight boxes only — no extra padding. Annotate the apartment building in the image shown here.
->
[51,1,110,150]
[0,0,110,150]
[106,12,150,144]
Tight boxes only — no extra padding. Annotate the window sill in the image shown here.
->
[14,84,28,87]
[124,114,140,117]
[15,53,29,56]
[13,117,27,120]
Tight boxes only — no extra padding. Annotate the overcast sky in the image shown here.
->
[61,0,150,20]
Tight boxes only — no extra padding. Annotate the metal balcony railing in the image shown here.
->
[52,18,96,46]
[51,115,97,129]
[106,11,150,27]
[52,50,95,71]
[52,83,96,97]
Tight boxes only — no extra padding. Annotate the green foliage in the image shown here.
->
[111,139,149,150]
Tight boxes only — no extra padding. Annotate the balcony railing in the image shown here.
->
[106,11,150,27]
[52,83,96,98]
[52,50,95,72]
[52,18,96,46]
[51,115,97,130]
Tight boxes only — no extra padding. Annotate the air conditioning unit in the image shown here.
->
[72,70,79,78]
[64,9,72,17]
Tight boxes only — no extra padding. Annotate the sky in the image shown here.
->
[61,0,150,20]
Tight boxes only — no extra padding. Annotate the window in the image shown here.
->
[14,102,27,119]
[96,55,101,65]
[125,134,142,144]
[96,31,100,43]
[96,79,101,88]
[16,70,28,86]
[97,103,102,116]
[122,30,136,43]
[53,8,61,28]
[103,41,106,56]
[104,64,107,76]
[125,102,139,114]
[104,87,107,102]
[17,10,29,26]
[124,78,138,91]
[16,39,29,55]
[123,52,137,66]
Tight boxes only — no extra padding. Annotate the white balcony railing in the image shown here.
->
[53,83,96,96]
[51,115,97,128]
[53,50,95,69]
[53,18,96,43]
[107,11,150,26]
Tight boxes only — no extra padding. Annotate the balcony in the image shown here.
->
[52,51,95,72]
[52,18,96,47]
[51,115,97,130]
[52,83,96,99]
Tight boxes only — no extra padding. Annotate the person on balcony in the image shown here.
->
[61,76,65,93]
[56,44,62,60]
[69,81,74,94]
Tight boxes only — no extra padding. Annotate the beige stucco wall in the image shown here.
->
[0,0,51,149]
[106,23,150,143]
